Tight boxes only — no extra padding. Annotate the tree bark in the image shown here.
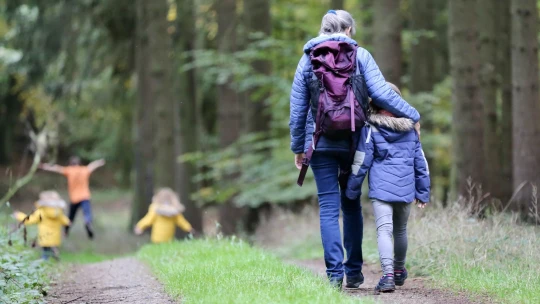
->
[497,0,513,205]
[131,0,154,227]
[174,0,203,231]
[478,0,500,200]
[217,0,244,235]
[245,0,271,133]
[511,0,540,213]
[448,0,485,199]
[373,0,402,87]
[409,0,435,93]
[148,0,176,189]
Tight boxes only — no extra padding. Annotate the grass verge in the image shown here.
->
[407,202,540,304]
[138,238,368,304]
[267,203,539,303]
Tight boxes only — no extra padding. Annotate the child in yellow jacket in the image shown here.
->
[134,188,194,243]
[13,191,71,260]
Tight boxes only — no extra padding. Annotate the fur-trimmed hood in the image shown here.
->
[36,190,67,209]
[369,113,415,132]
[152,188,185,217]
[368,105,415,142]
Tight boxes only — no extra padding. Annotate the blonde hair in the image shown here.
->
[319,10,356,36]
[152,188,185,214]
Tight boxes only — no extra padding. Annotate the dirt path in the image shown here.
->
[292,259,489,304]
[47,257,176,304]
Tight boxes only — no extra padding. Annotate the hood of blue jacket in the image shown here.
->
[303,34,358,54]
[369,113,415,142]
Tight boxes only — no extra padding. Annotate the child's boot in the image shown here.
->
[374,274,395,293]
[85,222,94,240]
[394,268,408,286]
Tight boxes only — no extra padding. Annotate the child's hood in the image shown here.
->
[369,112,415,142]
[151,203,182,217]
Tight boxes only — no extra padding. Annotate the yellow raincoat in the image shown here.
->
[15,205,70,247]
[135,203,192,243]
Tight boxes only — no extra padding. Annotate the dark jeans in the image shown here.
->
[65,200,93,237]
[311,150,364,280]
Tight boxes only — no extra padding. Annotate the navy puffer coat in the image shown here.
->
[345,112,431,203]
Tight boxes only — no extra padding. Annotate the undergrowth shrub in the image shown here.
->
[0,223,49,303]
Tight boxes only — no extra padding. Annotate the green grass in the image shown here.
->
[138,239,368,304]
[264,203,539,304]
[407,203,540,304]
[59,250,118,264]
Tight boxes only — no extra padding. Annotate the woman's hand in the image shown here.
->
[295,153,305,170]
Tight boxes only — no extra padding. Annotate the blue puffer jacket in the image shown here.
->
[345,113,430,203]
[289,34,421,154]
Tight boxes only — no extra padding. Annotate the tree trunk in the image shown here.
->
[511,0,540,213]
[477,0,500,201]
[448,0,484,200]
[131,0,154,227]
[331,0,344,9]
[497,0,513,205]
[409,0,435,93]
[359,0,373,48]
[148,0,176,189]
[174,0,203,231]
[217,0,244,235]
[372,0,402,87]
[245,0,271,133]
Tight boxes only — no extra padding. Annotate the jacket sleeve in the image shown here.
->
[15,210,41,225]
[135,206,156,231]
[346,126,375,200]
[303,109,314,153]
[358,48,420,122]
[175,214,193,232]
[289,54,311,154]
[414,139,431,203]
[60,213,71,226]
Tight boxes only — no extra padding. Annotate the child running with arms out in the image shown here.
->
[345,83,430,293]
[13,191,71,260]
[134,188,195,243]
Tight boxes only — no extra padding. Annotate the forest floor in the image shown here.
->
[291,259,480,304]
[46,257,176,304]
[4,188,499,303]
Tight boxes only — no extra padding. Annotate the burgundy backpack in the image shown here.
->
[297,41,369,186]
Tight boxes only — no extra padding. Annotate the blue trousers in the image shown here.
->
[311,150,364,280]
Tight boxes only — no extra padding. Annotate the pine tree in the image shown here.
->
[510,0,540,212]
[448,0,485,199]
[478,0,500,199]
[373,0,402,86]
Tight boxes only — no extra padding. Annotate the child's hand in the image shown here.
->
[415,200,427,209]
[133,227,143,235]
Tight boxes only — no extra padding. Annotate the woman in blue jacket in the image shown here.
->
[289,10,420,289]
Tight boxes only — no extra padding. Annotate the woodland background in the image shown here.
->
[1,0,540,234]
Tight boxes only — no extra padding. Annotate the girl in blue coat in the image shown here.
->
[289,10,420,289]
[346,84,430,293]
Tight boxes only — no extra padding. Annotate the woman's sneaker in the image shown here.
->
[329,277,343,290]
[374,274,395,293]
[345,273,364,288]
[394,268,408,286]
